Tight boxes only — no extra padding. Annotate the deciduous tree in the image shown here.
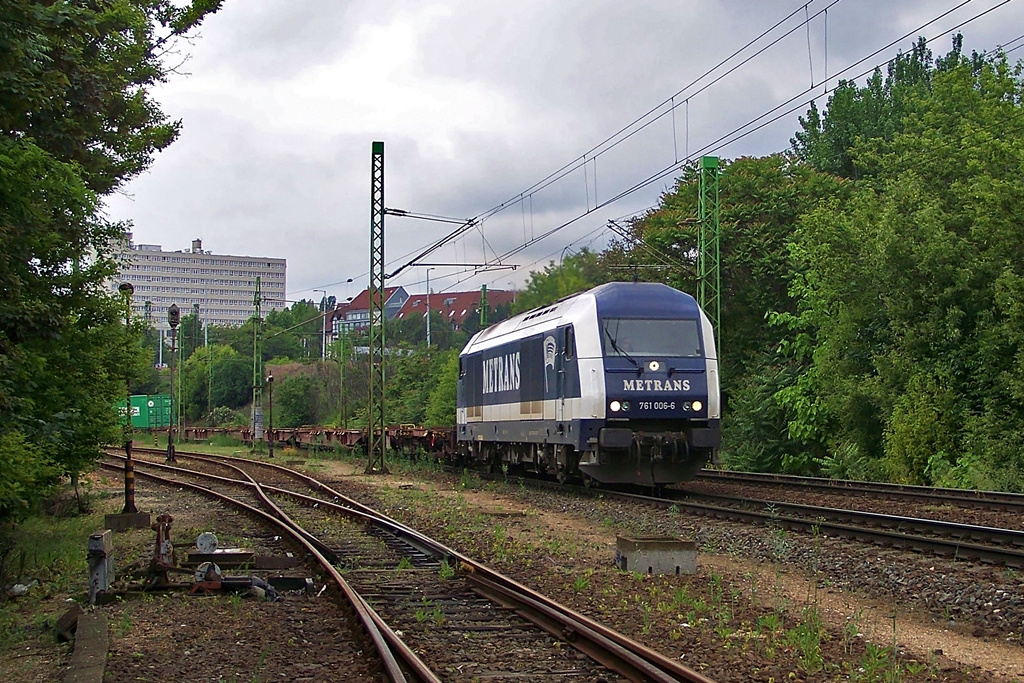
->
[0,0,222,518]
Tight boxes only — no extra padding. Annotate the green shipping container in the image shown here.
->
[117,394,171,429]
[147,394,171,429]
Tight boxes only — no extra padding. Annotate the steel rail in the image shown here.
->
[257,484,716,683]
[470,471,1024,568]
[107,453,342,562]
[122,450,449,565]
[678,492,1024,548]
[624,487,1024,568]
[190,458,442,683]
[134,449,716,682]
[697,469,1024,512]
[467,572,716,683]
[99,459,439,683]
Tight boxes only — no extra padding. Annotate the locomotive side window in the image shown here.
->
[564,326,575,360]
[459,357,465,378]
[601,318,703,357]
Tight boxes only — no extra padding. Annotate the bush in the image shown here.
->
[0,432,58,523]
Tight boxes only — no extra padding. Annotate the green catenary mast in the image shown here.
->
[479,284,488,327]
[367,141,388,474]
[697,156,721,343]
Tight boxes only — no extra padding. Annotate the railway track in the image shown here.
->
[465,469,1024,568]
[661,489,1024,567]
[107,449,715,682]
[696,469,1024,513]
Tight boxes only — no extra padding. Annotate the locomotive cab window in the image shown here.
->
[564,326,576,360]
[601,318,703,357]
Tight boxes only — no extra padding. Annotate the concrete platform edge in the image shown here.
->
[62,612,107,683]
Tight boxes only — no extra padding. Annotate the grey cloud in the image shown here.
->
[110,0,1024,303]
[198,0,362,79]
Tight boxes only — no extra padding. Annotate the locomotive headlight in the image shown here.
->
[648,360,660,372]
[691,401,703,412]
[609,400,622,412]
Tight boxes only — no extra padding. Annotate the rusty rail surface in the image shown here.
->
[100,458,439,683]
[111,449,717,682]
[696,469,1024,512]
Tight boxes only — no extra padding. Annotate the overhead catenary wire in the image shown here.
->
[369,0,847,288]
[473,0,847,228]
[601,25,1024,247]
[490,0,1014,266]
[293,1,1010,302]
[479,223,614,292]
[477,1,844,221]
[394,0,973,281]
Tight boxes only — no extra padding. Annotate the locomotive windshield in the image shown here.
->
[602,318,703,358]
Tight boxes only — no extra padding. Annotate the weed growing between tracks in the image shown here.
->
[350,468,971,681]
[147,443,1013,681]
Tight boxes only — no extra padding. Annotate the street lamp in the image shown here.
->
[166,303,180,462]
[118,283,138,514]
[425,268,435,348]
[314,289,327,361]
[265,371,274,459]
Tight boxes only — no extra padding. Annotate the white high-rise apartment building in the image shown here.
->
[117,235,286,328]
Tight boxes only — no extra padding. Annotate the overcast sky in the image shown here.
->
[103,0,1024,305]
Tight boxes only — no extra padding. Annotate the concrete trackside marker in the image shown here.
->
[63,612,107,683]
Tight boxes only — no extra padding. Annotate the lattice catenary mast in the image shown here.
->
[697,156,721,343]
[367,141,388,474]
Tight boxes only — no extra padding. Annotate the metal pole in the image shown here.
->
[426,268,433,348]
[367,141,388,474]
[266,372,274,458]
[118,283,137,514]
[698,156,721,342]
[314,289,327,361]
[166,304,180,462]
[205,323,211,421]
[480,284,488,328]
[178,317,185,435]
[339,332,346,429]
[167,329,177,462]
[252,277,263,444]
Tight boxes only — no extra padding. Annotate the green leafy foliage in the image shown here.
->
[631,154,842,473]
[0,0,222,519]
[274,374,319,428]
[512,249,610,312]
[0,0,224,194]
[783,40,1024,487]
[791,36,947,178]
[0,432,57,522]
[426,351,459,427]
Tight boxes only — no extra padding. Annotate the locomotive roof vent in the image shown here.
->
[522,304,559,322]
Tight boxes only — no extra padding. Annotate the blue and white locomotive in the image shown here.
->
[456,282,721,485]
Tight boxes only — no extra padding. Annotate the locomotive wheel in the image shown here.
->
[582,474,598,489]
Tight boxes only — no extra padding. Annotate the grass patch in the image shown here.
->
[0,499,108,648]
